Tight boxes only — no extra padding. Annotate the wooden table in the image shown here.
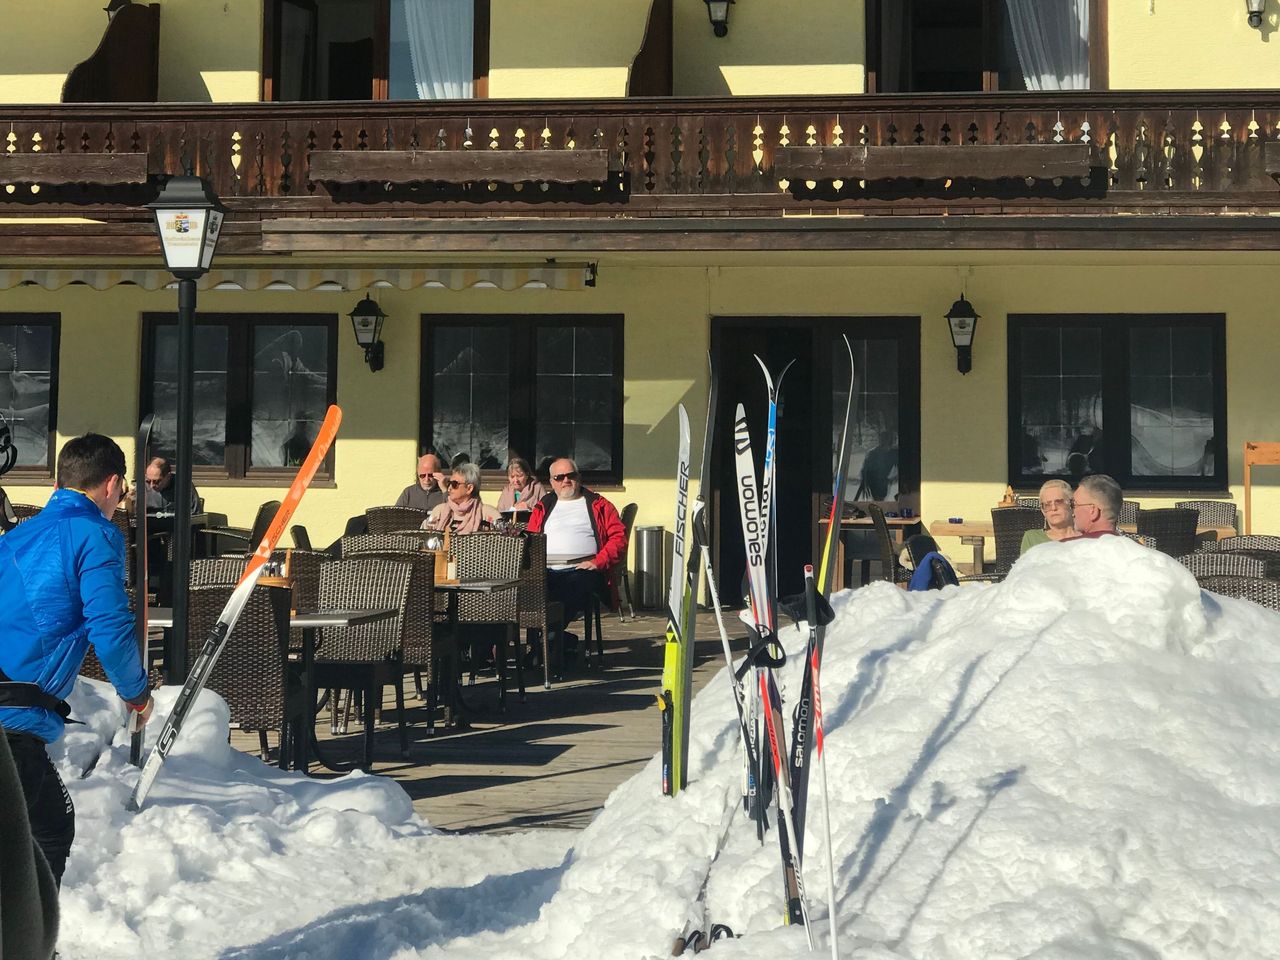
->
[819,515,922,591]
[148,605,398,772]
[927,520,1237,574]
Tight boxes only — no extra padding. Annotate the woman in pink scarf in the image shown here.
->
[496,456,546,514]
[424,462,500,534]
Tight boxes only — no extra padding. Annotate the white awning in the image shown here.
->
[0,263,596,292]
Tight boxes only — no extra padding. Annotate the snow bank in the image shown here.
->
[52,685,573,960]
[53,537,1280,959]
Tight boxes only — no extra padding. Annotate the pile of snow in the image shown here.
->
[53,537,1280,959]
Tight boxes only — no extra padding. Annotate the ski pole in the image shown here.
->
[805,566,840,960]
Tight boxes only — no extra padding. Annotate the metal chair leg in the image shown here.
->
[618,571,635,622]
[395,674,409,759]
[361,681,376,772]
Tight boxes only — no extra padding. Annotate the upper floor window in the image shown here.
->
[866,0,1106,93]
[0,314,58,476]
[266,0,489,101]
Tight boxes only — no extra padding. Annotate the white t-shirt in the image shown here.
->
[544,497,597,569]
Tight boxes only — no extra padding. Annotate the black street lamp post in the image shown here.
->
[147,174,225,681]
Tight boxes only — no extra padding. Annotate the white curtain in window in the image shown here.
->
[400,0,473,100]
[1003,0,1089,90]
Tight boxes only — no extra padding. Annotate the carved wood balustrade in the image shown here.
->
[0,91,1278,222]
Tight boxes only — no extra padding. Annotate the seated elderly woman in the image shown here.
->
[423,462,501,534]
[1020,478,1075,554]
[496,456,546,515]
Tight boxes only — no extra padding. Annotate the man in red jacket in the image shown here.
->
[526,458,628,633]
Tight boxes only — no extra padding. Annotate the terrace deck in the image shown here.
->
[231,610,731,833]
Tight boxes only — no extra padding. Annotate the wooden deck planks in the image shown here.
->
[230,611,731,833]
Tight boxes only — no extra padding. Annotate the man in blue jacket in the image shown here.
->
[0,433,153,886]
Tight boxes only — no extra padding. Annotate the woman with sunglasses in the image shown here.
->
[496,456,545,516]
[1020,478,1076,555]
[423,462,500,534]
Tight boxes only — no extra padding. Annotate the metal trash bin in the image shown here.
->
[634,525,667,610]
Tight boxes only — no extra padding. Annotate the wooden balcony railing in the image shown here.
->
[1,92,1278,217]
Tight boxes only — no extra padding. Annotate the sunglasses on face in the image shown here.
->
[552,471,579,482]
[446,479,468,490]
[1040,498,1071,510]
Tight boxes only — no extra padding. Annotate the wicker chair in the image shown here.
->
[11,503,41,523]
[1216,535,1280,553]
[291,524,313,550]
[313,558,414,771]
[1175,500,1237,533]
[1179,551,1269,579]
[518,532,565,688]
[452,532,526,708]
[1196,575,1280,612]
[1014,496,1041,509]
[186,582,295,765]
[961,507,1043,582]
[1118,500,1141,526]
[366,505,430,535]
[189,556,248,586]
[610,502,639,622]
[1136,508,1199,558]
[343,548,448,734]
[270,548,328,612]
[338,532,425,557]
[200,500,281,556]
[867,503,911,585]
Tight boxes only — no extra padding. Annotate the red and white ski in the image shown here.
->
[127,405,341,811]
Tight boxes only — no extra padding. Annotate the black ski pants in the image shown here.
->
[4,730,74,886]
[546,568,606,627]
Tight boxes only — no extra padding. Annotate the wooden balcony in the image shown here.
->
[1,91,1278,255]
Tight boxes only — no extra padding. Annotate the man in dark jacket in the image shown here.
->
[0,433,153,886]
[0,730,59,960]
[526,458,628,627]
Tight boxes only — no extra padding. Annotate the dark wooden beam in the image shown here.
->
[0,153,148,185]
[256,214,1280,253]
[307,148,611,184]
[775,144,1092,181]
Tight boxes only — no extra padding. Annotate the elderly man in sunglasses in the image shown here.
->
[393,452,447,513]
[526,458,629,643]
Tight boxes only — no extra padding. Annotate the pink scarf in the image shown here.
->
[443,497,486,534]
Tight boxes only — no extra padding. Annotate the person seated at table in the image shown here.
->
[423,462,500,534]
[1020,479,1075,554]
[394,453,447,512]
[526,458,628,644]
[143,456,199,514]
[1070,474,1122,539]
[496,457,546,515]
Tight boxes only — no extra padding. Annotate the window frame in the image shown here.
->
[0,312,60,480]
[262,0,491,102]
[140,313,338,483]
[864,0,1108,93]
[420,314,625,487]
[1006,313,1227,491]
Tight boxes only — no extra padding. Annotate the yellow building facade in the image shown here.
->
[1,0,1278,583]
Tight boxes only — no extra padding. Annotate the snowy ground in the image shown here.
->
[51,536,1280,959]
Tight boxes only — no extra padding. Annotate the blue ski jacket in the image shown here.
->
[0,489,147,743]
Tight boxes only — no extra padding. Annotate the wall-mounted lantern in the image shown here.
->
[704,0,734,37]
[348,296,387,372]
[945,294,979,375]
[1246,0,1266,27]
